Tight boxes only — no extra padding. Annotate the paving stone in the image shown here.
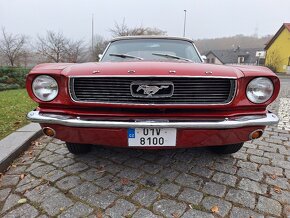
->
[201,196,232,217]
[2,203,39,218]
[41,153,63,164]
[247,148,264,156]
[159,183,180,197]
[237,168,264,182]
[140,174,165,189]
[110,180,138,196]
[123,158,146,168]
[225,188,256,209]
[181,209,214,218]
[171,160,193,172]
[24,184,58,203]
[256,196,282,216]
[94,174,118,189]
[231,151,248,160]
[283,205,290,218]
[229,207,264,218]
[87,190,117,209]
[271,159,290,170]
[0,175,20,187]
[133,189,160,207]
[41,192,73,216]
[117,167,143,180]
[142,163,163,174]
[157,168,179,181]
[214,163,237,175]
[38,150,53,159]
[132,208,161,218]
[244,142,257,149]
[249,155,270,164]
[15,175,42,193]
[42,170,66,182]
[6,165,27,175]
[69,182,99,201]
[79,168,105,181]
[105,199,136,218]
[25,162,44,172]
[270,188,290,204]
[178,188,203,205]
[59,202,94,218]
[30,165,56,178]
[285,169,290,179]
[212,172,237,186]
[64,162,88,173]
[259,165,283,176]
[103,163,123,175]
[237,160,258,170]
[191,166,214,178]
[46,142,60,151]
[54,147,70,155]
[56,176,82,190]
[175,173,203,190]
[153,199,186,218]
[264,152,284,160]
[52,158,75,168]
[0,188,11,201]
[265,176,290,189]
[202,181,226,197]
[1,194,21,213]
[238,178,267,194]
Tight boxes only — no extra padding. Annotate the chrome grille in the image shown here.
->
[69,77,236,105]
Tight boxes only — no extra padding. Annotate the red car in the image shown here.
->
[26,36,280,154]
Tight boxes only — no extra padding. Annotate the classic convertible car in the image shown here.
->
[26,36,280,154]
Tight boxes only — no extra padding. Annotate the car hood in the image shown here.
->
[58,61,244,78]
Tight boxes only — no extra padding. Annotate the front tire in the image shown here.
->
[209,143,244,154]
[66,143,92,154]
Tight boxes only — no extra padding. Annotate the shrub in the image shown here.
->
[0,67,30,90]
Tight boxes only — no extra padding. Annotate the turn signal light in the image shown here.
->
[249,129,263,140]
[42,127,56,137]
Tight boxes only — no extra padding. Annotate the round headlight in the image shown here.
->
[32,75,58,101]
[246,77,273,103]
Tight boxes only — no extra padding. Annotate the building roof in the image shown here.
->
[265,23,290,50]
[205,48,262,64]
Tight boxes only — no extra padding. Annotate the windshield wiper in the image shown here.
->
[152,53,192,62]
[109,53,143,60]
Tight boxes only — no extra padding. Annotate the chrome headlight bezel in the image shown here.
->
[246,77,274,104]
[32,75,58,102]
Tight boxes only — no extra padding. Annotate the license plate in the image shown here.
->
[128,128,176,147]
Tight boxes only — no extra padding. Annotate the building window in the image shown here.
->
[238,56,245,64]
[211,58,215,63]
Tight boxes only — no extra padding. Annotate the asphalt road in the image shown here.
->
[0,77,289,218]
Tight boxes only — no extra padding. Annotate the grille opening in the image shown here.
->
[70,77,236,105]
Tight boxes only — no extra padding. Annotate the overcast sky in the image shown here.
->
[0,0,289,42]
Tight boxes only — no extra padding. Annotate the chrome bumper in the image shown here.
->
[27,111,279,129]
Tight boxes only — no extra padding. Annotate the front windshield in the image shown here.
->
[101,38,202,63]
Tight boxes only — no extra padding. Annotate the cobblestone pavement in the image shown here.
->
[0,78,290,218]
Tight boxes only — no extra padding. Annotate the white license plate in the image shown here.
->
[128,128,176,147]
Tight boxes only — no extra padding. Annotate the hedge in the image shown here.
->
[0,67,30,91]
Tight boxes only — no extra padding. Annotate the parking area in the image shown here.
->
[0,77,289,218]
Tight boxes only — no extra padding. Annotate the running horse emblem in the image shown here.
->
[137,85,169,97]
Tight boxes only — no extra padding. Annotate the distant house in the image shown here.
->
[265,23,290,73]
[204,48,265,65]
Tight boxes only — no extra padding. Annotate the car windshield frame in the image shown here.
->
[100,38,203,63]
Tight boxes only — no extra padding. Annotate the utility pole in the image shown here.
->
[92,14,94,55]
[183,10,187,37]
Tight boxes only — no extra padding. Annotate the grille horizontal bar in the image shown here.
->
[69,77,236,105]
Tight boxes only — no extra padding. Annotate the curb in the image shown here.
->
[0,123,42,173]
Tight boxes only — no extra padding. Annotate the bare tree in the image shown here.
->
[37,31,69,63]
[0,28,27,67]
[91,35,109,61]
[64,39,85,63]
[110,19,166,37]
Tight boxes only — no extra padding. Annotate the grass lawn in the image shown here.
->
[0,89,37,139]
